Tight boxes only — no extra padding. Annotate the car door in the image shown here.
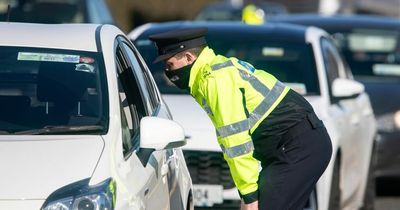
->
[321,37,362,203]
[114,37,171,209]
[124,40,187,209]
[335,36,376,203]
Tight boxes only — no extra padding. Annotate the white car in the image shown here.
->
[0,22,193,210]
[130,21,377,210]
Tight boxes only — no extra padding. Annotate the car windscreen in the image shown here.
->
[195,3,287,21]
[332,29,400,79]
[0,0,88,23]
[0,47,108,134]
[134,32,319,96]
[195,6,242,21]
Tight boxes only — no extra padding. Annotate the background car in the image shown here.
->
[0,22,192,210]
[270,14,400,197]
[194,1,288,22]
[0,0,114,24]
[129,21,377,210]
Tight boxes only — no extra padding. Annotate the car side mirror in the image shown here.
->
[139,116,186,150]
[332,78,364,99]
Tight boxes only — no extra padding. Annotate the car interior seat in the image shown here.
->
[36,62,92,125]
[0,95,31,128]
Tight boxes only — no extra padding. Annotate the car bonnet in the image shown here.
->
[0,135,104,199]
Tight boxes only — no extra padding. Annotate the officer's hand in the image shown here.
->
[240,200,258,210]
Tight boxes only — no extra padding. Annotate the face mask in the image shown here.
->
[165,63,193,90]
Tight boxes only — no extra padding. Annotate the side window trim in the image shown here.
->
[324,38,347,79]
[117,36,161,115]
[134,49,162,111]
[117,37,153,114]
[117,40,150,115]
[114,40,145,158]
[321,37,340,104]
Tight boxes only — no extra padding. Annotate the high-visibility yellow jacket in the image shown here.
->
[188,47,290,200]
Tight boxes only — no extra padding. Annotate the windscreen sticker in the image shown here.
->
[17,52,80,63]
[75,64,95,73]
[79,56,95,64]
[262,47,284,57]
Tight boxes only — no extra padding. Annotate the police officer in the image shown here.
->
[241,4,265,25]
[149,28,332,210]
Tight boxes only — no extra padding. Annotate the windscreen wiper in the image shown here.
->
[14,125,105,135]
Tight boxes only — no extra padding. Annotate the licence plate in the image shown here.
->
[193,184,223,207]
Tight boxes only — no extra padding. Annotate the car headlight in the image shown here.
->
[394,111,400,129]
[41,178,115,210]
[376,111,400,132]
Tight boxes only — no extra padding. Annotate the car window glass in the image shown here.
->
[134,47,161,111]
[119,89,134,154]
[338,29,400,79]
[341,54,354,79]
[120,42,153,113]
[321,38,341,103]
[0,46,108,134]
[115,46,145,155]
[120,41,160,112]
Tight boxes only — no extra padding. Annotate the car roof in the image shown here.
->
[0,22,102,52]
[270,14,400,31]
[132,21,308,44]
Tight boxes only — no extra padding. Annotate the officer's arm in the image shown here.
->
[203,76,259,204]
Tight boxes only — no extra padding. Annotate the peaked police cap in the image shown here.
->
[149,28,208,63]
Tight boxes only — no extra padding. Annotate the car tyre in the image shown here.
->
[328,159,341,210]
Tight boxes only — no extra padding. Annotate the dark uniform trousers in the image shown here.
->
[253,112,332,210]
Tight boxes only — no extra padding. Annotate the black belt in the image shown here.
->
[281,112,324,141]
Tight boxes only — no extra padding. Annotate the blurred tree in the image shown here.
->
[106,0,132,32]
[268,0,320,13]
[106,0,398,33]
[106,0,219,32]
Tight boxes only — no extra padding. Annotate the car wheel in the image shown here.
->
[360,145,376,210]
[328,159,341,210]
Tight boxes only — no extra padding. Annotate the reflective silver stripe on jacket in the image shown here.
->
[211,60,286,138]
[216,120,249,137]
[211,60,234,71]
[220,140,254,158]
[202,98,214,116]
[217,81,285,138]
[238,69,271,95]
